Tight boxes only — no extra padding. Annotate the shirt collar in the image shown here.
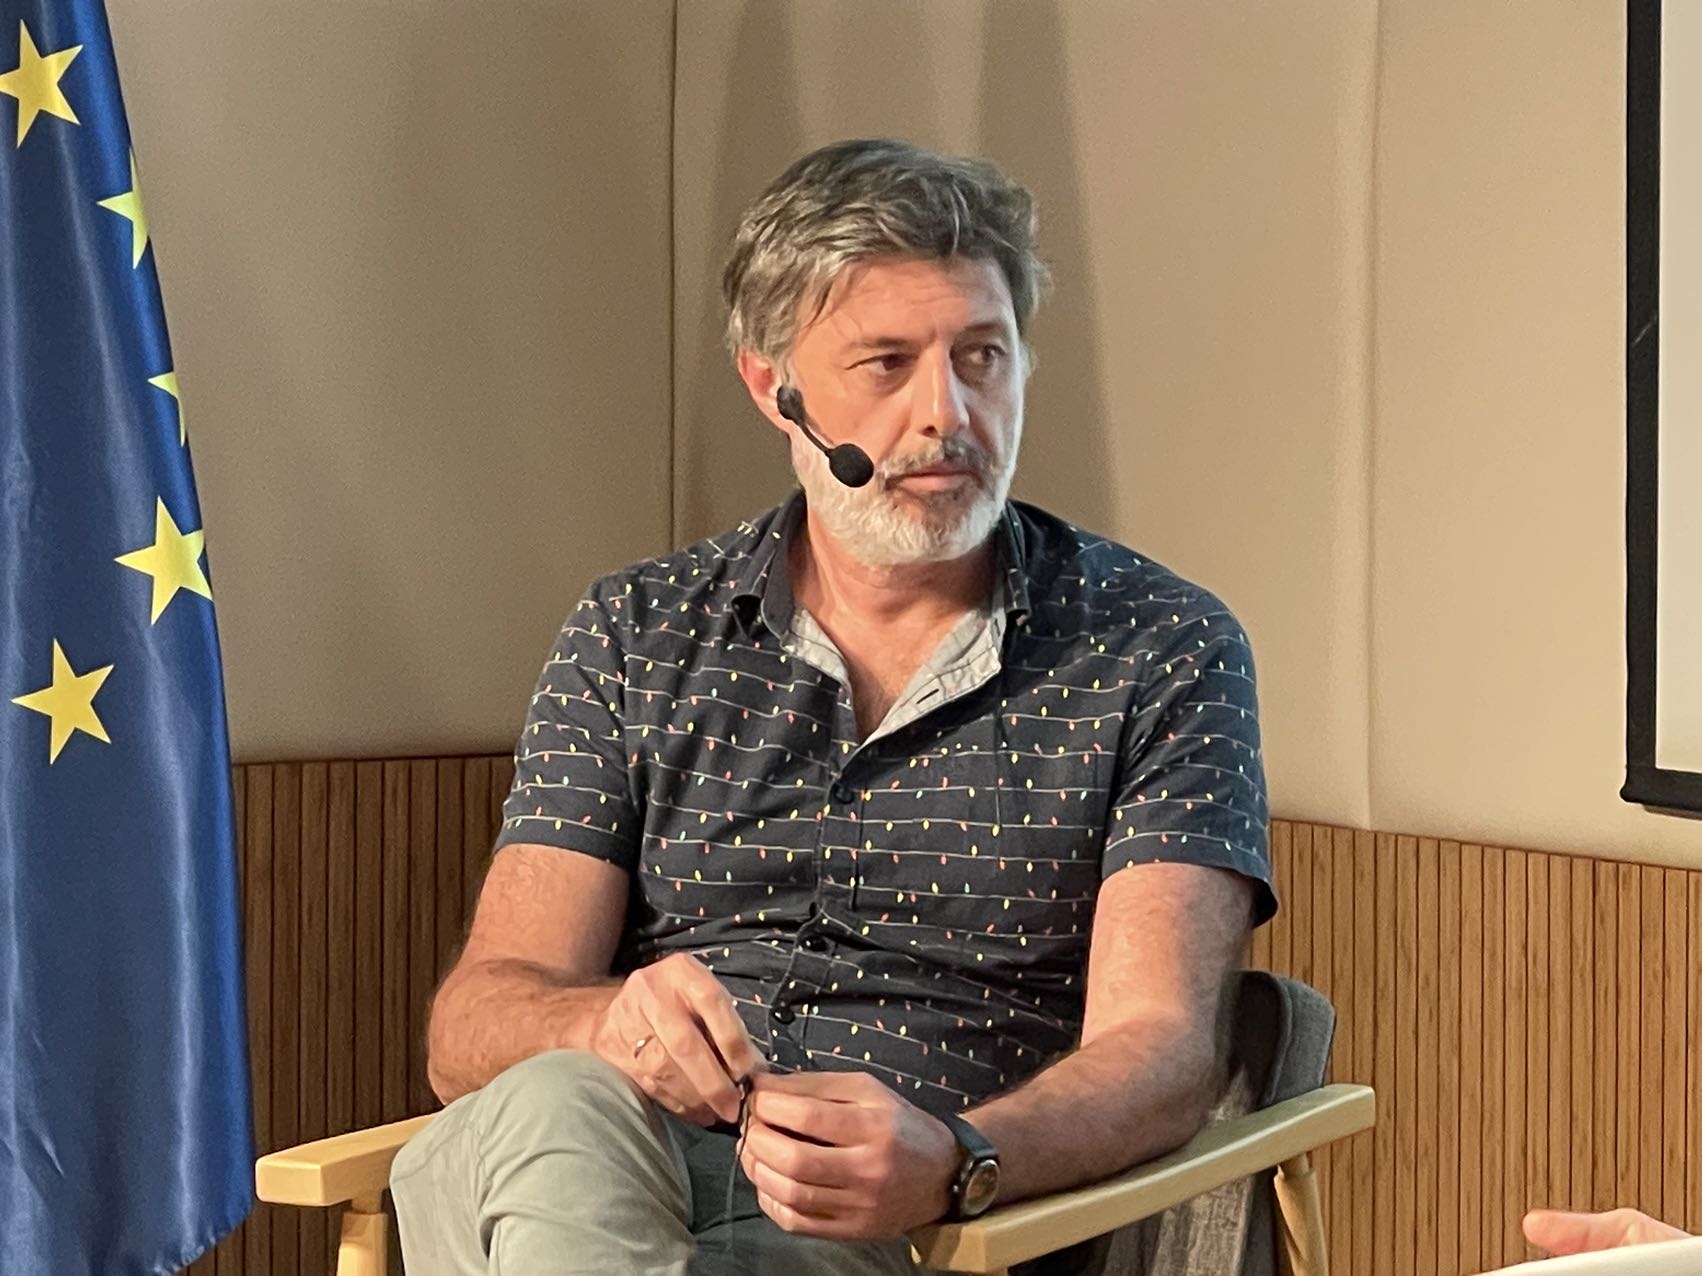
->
[728,491,1034,637]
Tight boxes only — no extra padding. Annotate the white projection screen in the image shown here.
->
[1626,0,1702,809]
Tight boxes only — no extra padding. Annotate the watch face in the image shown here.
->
[961,1158,1000,1217]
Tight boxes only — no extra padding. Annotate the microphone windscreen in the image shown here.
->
[829,446,876,488]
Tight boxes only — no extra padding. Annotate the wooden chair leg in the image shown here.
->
[336,1194,388,1276]
[1274,1152,1328,1276]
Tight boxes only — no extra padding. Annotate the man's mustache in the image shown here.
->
[878,437,990,483]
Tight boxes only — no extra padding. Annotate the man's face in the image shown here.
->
[781,255,1025,567]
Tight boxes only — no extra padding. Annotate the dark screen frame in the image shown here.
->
[1622,0,1702,810]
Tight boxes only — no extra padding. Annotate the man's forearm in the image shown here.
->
[964,1016,1220,1205]
[425,959,622,1104]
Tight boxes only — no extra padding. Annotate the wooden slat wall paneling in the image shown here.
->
[244,767,273,1274]
[1546,858,1570,1214]
[300,762,330,1273]
[328,762,356,1143]
[1295,823,1315,993]
[1373,831,1397,1276]
[1415,838,1439,1276]
[1270,820,1292,985]
[1592,861,1619,1213]
[354,761,384,1134]
[1641,866,1665,1218]
[491,756,511,849]
[1568,859,1593,1214]
[1616,863,1642,1209]
[1642,867,1667,1222]
[407,760,437,1116]
[435,758,464,997]
[1300,824,1327,1210]
[1504,847,1529,1264]
[324,761,356,1276]
[462,761,489,927]
[1458,844,1483,1275]
[1526,852,1550,1239]
[1547,859,1572,1209]
[1329,826,1355,1269]
[1395,833,1417,1276]
[381,761,410,1123]
[271,764,301,1276]
[1350,827,1376,1276]
[1437,841,1460,1274]
[1690,875,1702,1233]
[1663,872,1688,1230]
[1480,845,1505,1272]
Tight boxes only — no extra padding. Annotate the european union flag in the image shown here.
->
[0,1,253,1269]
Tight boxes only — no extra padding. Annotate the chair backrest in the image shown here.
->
[1021,970,1338,1276]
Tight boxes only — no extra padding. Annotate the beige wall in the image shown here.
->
[1371,0,1702,868]
[107,1,1702,867]
[108,0,677,761]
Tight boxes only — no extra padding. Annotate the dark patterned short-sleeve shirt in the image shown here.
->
[495,494,1273,1118]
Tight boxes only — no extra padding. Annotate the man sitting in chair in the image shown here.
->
[391,138,1275,1275]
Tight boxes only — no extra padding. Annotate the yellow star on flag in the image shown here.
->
[149,370,185,445]
[116,498,211,623]
[12,640,114,763]
[98,150,150,268]
[0,21,81,147]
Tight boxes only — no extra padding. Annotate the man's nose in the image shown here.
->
[912,353,970,439]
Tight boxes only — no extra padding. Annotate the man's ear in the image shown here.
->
[735,350,790,435]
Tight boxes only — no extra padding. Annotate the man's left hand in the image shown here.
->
[738,1070,962,1240]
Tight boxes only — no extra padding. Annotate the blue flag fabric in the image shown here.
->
[0,1,254,1270]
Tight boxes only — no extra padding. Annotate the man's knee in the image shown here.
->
[391,1051,694,1271]
[481,1049,639,1114]
[394,1049,646,1188]
[469,1049,650,1151]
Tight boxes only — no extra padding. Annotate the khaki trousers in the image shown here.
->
[390,1049,943,1275]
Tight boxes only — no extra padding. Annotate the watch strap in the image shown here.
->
[940,1111,997,1163]
[939,1111,999,1220]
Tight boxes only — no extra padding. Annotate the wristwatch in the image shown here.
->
[940,1111,1001,1221]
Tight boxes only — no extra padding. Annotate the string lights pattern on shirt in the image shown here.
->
[496,495,1272,1117]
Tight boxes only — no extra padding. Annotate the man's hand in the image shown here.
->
[1522,1208,1690,1255]
[588,953,764,1126]
[737,1070,962,1240]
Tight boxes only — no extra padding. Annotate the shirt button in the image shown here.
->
[830,781,856,804]
[771,1005,796,1024]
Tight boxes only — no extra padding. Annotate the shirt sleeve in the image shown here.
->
[493,592,642,872]
[1100,596,1276,925]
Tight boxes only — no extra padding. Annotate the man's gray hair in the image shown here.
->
[721,138,1050,363]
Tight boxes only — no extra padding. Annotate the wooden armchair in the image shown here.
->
[256,974,1374,1276]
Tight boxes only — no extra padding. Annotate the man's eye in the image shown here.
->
[863,354,908,373]
[962,345,1005,367]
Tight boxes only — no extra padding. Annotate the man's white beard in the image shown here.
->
[788,419,1021,568]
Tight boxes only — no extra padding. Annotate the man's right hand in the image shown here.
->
[589,952,765,1127]
[1522,1207,1690,1255]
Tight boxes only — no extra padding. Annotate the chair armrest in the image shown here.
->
[907,1082,1375,1274]
[255,1114,438,1208]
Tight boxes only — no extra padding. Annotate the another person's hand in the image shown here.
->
[737,1070,962,1241]
[589,953,764,1126]
[1522,1207,1690,1255]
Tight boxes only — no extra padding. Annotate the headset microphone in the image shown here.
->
[775,385,876,488]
